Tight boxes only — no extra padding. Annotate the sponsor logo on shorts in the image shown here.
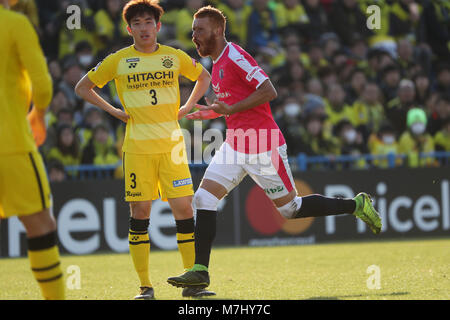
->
[263,185,284,195]
[126,191,142,197]
[173,178,192,188]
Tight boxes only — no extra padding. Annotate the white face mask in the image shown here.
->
[284,103,301,117]
[382,135,395,145]
[344,129,357,143]
[411,122,426,135]
[79,54,93,67]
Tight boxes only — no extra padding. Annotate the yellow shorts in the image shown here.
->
[123,152,194,202]
[0,151,52,219]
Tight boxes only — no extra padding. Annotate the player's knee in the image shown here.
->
[19,208,56,237]
[193,188,220,211]
[129,201,151,219]
[276,197,302,219]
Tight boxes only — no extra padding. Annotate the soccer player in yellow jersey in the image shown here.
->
[75,0,212,299]
[0,0,64,299]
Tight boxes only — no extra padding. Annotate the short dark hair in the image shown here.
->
[378,122,396,136]
[122,0,164,25]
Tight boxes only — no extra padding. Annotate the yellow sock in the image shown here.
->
[177,232,195,270]
[28,245,65,300]
[129,230,152,288]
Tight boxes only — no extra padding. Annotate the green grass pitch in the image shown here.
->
[1,238,449,300]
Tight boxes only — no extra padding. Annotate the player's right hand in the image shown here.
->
[111,108,130,123]
[27,106,47,147]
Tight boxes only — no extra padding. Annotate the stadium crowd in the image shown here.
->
[11,0,450,180]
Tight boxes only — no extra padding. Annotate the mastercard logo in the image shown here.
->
[245,179,315,235]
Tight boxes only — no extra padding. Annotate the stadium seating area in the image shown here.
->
[13,0,450,181]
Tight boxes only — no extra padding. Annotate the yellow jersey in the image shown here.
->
[0,5,52,155]
[87,44,203,154]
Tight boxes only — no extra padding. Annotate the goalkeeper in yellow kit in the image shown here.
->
[0,0,64,299]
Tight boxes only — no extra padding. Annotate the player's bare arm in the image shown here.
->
[178,68,212,120]
[75,74,130,123]
[199,79,277,115]
[14,7,53,147]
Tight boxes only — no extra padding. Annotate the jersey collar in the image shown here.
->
[132,43,161,55]
[213,42,230,65]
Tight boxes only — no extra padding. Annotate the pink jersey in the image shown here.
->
[211,42,286,154]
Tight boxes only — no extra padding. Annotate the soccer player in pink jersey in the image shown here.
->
[167,6,381,292]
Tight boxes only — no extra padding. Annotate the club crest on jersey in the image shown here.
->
[161,56,174,68]
[219,68,224,79]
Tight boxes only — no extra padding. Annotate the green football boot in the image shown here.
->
[167,270,210,289]
[353,192,382,234]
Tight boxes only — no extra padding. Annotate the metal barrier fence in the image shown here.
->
[64,151,450,180]
[65,164,118,180]
[293,151,450,171]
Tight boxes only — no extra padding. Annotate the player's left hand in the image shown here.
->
[178,104,193,120]
[27,106,47,147]
[198,100,233,116]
